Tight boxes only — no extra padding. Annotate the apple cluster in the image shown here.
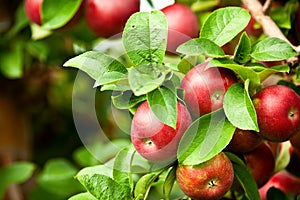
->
[131,60,300,199]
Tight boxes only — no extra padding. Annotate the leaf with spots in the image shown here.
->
[123,10,168,65]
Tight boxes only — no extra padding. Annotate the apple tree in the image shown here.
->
[1,0,300,200]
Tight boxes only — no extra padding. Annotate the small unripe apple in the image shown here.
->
[161,3,199,54]
[84,0,140,38]
[227,129,262,154]
[24,0,43,25]
[253,85,300,142]
[244,142,275,187]
[259,170,300,200]
[131,101,192,162]
[180,61,237,116]
[176,152,234,200]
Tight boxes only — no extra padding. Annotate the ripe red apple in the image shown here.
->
[227,129,262,154]
[176,152,234,200]
[130,101,192,162]
[84,0,140,38]
[161,3,199,54]
[24,0,43,25]
[259,170,300,200]
[253,85,300,142]
[180,61,237,116]
[244,142,275,187]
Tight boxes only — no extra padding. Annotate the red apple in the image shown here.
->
[244,142,275,187]
[24,0,43,25]
[176,152,234,200]
[259,170,300,200]
[131,101,192,162]
[84,0,140,38]
[253,85,300,142]
[227,129,262,154]
[180,61,237,116]
[161,3,199,54]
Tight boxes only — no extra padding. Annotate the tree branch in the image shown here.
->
[241,0,300,57]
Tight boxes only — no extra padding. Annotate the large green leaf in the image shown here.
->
[208,58,261,89]
[42,0,83,29]
[128,63,165,96]
[123,10,167,65]
[226,153,260,200]
[163,166,177,200]
[223,81,259,131]
[113,146,135,194]
[147,87,177,128]
[0,162,35,197]
[134,170,163,200]
[77,174,132,200]
[177,109,236,165]
[37,158,84,196]
[176,38,225,57]
[246,64,290,82]
[63,51,127,87]
[250,37,297,61]
[200,7,251,46]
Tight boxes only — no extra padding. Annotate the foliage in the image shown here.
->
[1,0,300,200]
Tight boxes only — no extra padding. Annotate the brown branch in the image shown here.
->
[262,0,273,13]
[241,0,300,52]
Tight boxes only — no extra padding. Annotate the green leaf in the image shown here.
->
[113,146,135,194]
[208,58,261,89]
[128,63,166,96]
[200,7,251,46]
[223,82,259,131]
[250,37,297,61]
[176,38,225,57]
[147,87,177,128]
[68,192,98,200]
[247,64,290,82]
[274,141,291,172]
[37,158,84,196]
[0,162,35,197]
[177,55,201,74]
[134,171,162,200]
[123,10,167,65]
[0,42,24,79]
[42,0,83,29]
[76,165,112,180]
[111,91,146,110]
[177,109,236,165]
[230,155,260,200]
[77,174,132,200]
[163,166,176,200]
[100,79,131,92]
[63,51,127,86]
[234,32,251,64]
